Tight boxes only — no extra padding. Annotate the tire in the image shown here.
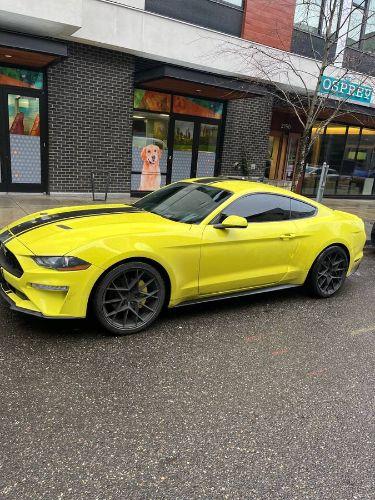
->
[306,245,349,298]
[93,261,166,335]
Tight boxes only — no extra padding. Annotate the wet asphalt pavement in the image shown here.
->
[1,252,374,499]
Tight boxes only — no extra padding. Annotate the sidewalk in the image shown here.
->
[0,193,132,228]
[0,193,374,238]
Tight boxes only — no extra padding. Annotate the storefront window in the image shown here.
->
[352,128,375,194]
[303,123,375,196]
[173,96,223,119]
[0,66,43,89]
[131,89,224,192]
[134,89,171,113]
[131,111,169,192]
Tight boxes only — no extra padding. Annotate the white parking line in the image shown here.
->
[350,325,375,337]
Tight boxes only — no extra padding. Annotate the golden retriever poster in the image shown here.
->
[139,144,162,191]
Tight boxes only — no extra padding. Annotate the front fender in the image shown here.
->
[70,233,201,309]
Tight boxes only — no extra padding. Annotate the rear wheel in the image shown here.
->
[93,261,166,335]
[307,246,349,298]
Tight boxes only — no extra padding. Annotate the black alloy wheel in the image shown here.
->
[93,261,166,335]
[307,246,349,298]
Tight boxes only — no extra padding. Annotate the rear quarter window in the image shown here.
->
[290,199,317,219]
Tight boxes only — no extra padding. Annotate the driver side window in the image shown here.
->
[216,194,291,223]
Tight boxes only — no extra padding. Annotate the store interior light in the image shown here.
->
[133,115,146,119]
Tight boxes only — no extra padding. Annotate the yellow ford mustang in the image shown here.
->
[0,178,366,335]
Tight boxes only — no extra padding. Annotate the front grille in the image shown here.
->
[0,243,23,278]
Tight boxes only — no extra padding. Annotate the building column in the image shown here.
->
[47,42,135,194]
[220,94,273,177]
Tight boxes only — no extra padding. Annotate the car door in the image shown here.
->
[199,193,299,295]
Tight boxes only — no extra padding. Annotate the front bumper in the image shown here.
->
[0,266,90,319]
[0,238,102,319]
[0,272,74,318]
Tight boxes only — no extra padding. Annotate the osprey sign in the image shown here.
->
[319,75,373,106]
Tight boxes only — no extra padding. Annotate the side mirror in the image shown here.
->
[214,215,248,230]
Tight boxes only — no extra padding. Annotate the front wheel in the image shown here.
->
[93,261,166,335]
[307,246,349,298]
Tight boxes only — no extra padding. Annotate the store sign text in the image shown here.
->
[319,75,373,106]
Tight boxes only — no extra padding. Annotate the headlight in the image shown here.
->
[32,256,91,271]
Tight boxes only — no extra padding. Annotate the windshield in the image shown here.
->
[133,182,232,224]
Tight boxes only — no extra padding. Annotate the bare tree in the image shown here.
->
[220,0,375,191]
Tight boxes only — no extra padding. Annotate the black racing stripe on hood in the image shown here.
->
[0,230,13,244]
[9,206,142,237]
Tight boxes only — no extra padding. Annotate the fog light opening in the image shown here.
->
[30,283,69,292]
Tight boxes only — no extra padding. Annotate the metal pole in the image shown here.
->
[316,162,329,202]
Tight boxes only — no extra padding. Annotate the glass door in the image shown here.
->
[196,123,219,178]
[0,88,46,192]
[168,119,219,184]
[8,93,42,188]
[169,119,196,183]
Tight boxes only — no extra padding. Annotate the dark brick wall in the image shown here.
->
[220,94,273,177]
[47,42,135,193]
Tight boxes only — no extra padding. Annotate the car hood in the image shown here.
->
[2,203,176,255]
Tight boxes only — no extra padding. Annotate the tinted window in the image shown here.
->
[134,182,231,224]
[290,199,317,219]
[219,194,291,223]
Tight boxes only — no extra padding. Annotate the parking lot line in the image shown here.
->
[350,325,375,336]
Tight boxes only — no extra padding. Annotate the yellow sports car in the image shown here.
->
[0,178,366,335]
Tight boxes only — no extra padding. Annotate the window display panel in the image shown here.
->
[0,66,43,89]
[131,112,169,191]
[8,94,41,184]
[173,96,223,119]
[134,89,171,113]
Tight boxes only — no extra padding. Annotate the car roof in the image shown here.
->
[185,177,317,203]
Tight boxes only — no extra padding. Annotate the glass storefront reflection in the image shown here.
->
[303,124,375,196]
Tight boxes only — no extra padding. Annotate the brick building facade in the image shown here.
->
[0,0,374,198]
[48,43,135,194]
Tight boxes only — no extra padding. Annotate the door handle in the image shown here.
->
[280,233,296,240]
